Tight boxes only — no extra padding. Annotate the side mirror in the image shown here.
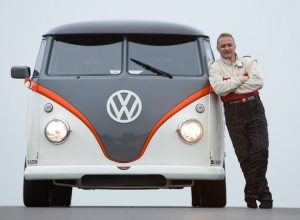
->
[11,66,31,79]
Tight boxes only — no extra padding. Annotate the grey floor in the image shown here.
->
[1,207,300,220]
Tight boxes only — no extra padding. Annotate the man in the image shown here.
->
[209,33,273,209]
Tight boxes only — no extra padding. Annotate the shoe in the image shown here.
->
[246,199,257,209]
[259,200,273,209]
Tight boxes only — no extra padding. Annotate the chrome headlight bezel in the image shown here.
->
[44,119,71,144]
[177,118,204,144]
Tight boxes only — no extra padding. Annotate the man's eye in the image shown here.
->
[221,44,232,48]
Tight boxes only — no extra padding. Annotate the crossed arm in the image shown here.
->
[208,59,264,96]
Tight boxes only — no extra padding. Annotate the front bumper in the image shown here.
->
[24,165,225,180]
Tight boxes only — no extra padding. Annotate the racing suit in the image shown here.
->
[209,55,272,203]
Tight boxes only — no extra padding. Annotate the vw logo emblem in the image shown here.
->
[106,90,142,123]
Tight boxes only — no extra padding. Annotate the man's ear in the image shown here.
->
[216,45,221,53]
[233,43,236,51]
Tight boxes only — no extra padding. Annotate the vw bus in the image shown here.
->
[11,21,226,207]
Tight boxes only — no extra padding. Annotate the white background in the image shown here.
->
[0,0,299,207]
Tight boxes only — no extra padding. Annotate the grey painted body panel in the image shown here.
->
[36,76,209,162]
[43,21,207,37]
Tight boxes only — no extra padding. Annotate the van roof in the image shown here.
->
[43,21,208,38]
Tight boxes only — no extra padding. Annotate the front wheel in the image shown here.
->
[191,178,226,207]
[23,177,72,207]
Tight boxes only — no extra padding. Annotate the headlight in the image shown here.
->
[177,118,203,144]
[45,119,70,144]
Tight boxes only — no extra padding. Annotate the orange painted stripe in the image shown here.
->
[30,81,113,161]
[30,81,212,163]
[135,85,213,161]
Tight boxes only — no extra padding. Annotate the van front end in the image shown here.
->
[24,89,225,188]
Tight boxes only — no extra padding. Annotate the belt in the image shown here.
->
[226,95,258,105]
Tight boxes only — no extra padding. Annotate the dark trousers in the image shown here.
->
[224,96,272,202]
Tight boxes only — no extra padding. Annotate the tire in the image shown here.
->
[50,184,72,207]
[191,178,226,207]
[23,177,72,207]
[23,178,51,207]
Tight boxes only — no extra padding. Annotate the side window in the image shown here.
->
[203,40,215,65]
[33,39,47,77]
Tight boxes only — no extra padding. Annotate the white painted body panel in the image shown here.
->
[25,91,225,181]
[25,165,224,180]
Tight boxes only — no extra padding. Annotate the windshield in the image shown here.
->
[128,36,202,76]
[48,36,122,75]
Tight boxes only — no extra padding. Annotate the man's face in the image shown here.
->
[217,36,236,61]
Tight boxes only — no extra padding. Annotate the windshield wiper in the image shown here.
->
[130,58,173,79]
